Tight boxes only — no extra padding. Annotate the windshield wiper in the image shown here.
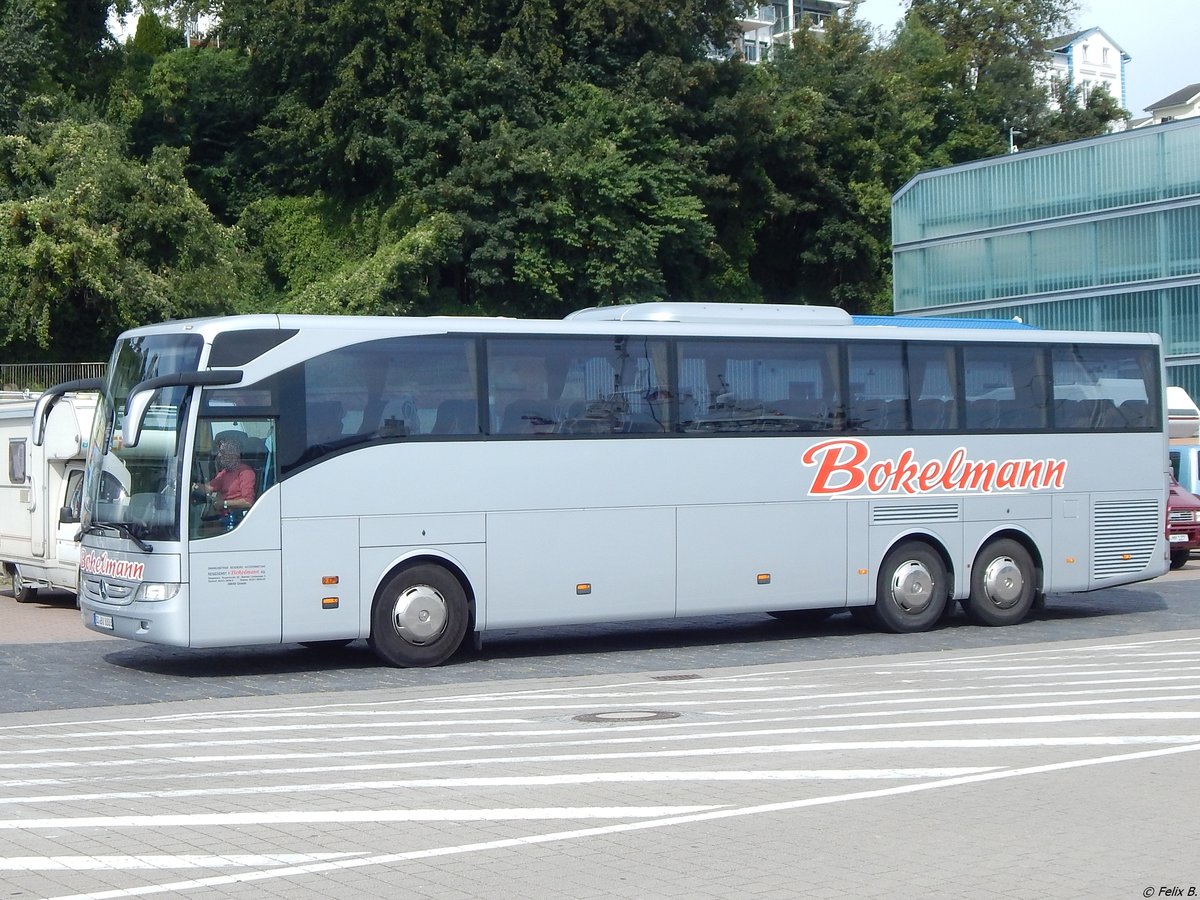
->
[80,522,153,553]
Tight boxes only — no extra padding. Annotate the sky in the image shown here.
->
[855,0,1198,115]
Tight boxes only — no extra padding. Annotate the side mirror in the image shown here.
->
[32,379,103,447]
[59,505,79,525]
[121,370,244,448]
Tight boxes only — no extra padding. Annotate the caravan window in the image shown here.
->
[8,438,25,484]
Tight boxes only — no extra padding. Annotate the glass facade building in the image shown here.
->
[892,118,1200,398]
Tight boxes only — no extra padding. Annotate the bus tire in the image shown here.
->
[368,564,469,668]
[1170,549,1190,570]
[872,541,948,633]
[966,539,1036,626]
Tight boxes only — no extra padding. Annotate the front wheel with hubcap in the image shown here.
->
[368,564,470,667]
[872,541,948,633]
[966,538,1036,626]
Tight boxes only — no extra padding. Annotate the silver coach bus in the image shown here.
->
[35,303,1169,666]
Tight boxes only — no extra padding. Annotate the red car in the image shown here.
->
[1167,476,1200,569]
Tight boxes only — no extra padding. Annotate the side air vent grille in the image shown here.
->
[871,503,961,525]
[1093,498,1160,580]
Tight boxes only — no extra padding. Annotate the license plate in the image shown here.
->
[93,613,114,630]
[1170,533,1189,543]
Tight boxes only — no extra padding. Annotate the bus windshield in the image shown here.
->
[82,333,204,543]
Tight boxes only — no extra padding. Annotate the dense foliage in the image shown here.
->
[0,0,1124,361]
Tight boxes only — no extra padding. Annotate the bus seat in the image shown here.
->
[1119,399,1150,428]
[432,399,479,435]
[307,401,345,443]
[1054,398,1090,428]
[912,398,946,430]
[996,399,1038,429]
[1074,399,1104,428]
[1093,399,1122,428]
[239,435,270,494]
[966,399,999,429]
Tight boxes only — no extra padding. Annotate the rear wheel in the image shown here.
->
[872,541,948,633]
[966,539,1036,626]
[1170,549,1190,570]
[368,564,469,667]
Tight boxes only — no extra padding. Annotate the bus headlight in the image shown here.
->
[135,582,182,602]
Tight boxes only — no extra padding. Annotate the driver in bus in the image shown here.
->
[192,436,256,514]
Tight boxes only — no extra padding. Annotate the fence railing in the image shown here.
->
[0,362,106,393]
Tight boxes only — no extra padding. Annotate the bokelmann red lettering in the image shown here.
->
[800,438,1067,497]
[79,549,145,582]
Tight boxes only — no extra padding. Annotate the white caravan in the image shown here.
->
[0,389,98,602]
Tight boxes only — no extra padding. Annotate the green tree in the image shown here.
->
[0,0,50,131]
[899,0,1079,160]
[0,116,259,360]
[434,81,714,315]
[1030,80,1129,146]
[133,46,262,219]
[753,13,931,312]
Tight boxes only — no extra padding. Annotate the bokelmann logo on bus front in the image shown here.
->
[802,438,1068,497]
[79,549,145,582]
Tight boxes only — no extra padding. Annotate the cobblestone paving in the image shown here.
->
[2,570,1200,714]
[0,633,1197,899]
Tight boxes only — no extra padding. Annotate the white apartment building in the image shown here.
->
[1043,26,1129,109]
[735,1,851,63]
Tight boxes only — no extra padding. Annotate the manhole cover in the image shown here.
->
[574,709,682,724]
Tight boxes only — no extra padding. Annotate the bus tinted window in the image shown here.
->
[676,339,841,433]
[268,333,1163,475]
[280,334,480,472]
[847,343,907,431]
[962,344,1048,430]
[486,336,669,435]
[1051,344,1160,430]
[907,344,960,431]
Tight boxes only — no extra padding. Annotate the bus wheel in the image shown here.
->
[1170,549,1190,570]
[368,564,469,668]
[967,539,1036,626]
[872,542,948,633]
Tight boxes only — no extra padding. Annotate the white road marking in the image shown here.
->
[36,741,1200,900]
[0,806,722,830]
[0,734,1195,809]
[0,854,364,871]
